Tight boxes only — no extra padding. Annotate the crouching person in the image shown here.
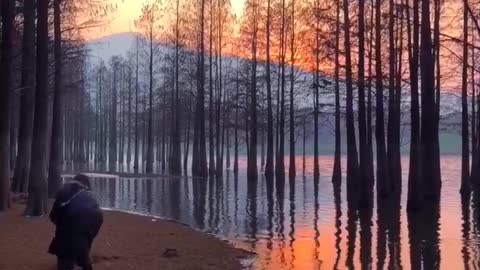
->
[48,174,103,270]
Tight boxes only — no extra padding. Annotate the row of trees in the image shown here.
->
[85,0,480,213]
[0,0,112,215]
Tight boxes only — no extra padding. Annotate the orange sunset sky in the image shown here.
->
[87,0,246,40]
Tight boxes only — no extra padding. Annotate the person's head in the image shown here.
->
[73,174,91,190]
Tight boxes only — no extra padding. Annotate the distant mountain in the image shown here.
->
[87,32,140,63]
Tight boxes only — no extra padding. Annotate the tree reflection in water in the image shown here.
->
[69,156,478,269]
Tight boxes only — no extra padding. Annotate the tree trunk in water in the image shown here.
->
[357,0,370,208]
[146,31,154,173]
[192,0,208,178]
[313,0,320,182]
[48,0,64,198]
[288,0,296,180]
[127,66,132,166]
[25,0,50,216]
[248,11,258,182]
[406,0,422,211]
[13,0,35,193]
[332,0,341,184]
[343,0,360,198]
[0,0,14,210]
[386,0,397,195]
[276,0,286,181]
[170,0,182,175]
[234,73,239,175]
[461,3,470,193]
[265,0,274,182]
[134,43,140,173]
[375,0,388,198]
[109,61,118,172]
[420,0,441,200]
[367,0,375,183]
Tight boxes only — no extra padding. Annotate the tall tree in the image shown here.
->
[264,0,274,181]
[12,0,36,193]
[134,39,140,173]
[247,0,259,182]
[288,0,296,179]
[313,0,321,181]
[208,0,216,176]
[406,0,422,211]
[135,3,160,174]
[0,0,15,210]
[169,0,182,175]
[276,0,287,181]
[461,1,470,193]
[343,0,360,194]
[358,0,370,207]
[109,58,119,172]
[192,0,209,177]
[420,0,441,200]
[25,0,50,216]
[332,0,342,184]
[48,0,65,198]
[375,0,388,197]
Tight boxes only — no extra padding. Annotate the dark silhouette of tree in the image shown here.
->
[193,0,209,178]
[25,0,50,216]
[406,0,422,211]
[420,0,441,201]
[12,0,35,194]
[265,0,275,182]
[343,0,360,197]
[461,0,470,194]
[48,0,65,198]
[289,0,296,180]
[375,0,388,198]
[0,0,15,210]
[332,0,341,184]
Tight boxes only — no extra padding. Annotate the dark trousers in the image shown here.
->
[57,254,93,270]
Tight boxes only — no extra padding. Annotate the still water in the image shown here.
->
[69,156,480,269]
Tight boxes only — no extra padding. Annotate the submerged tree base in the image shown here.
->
[0,203,252,270]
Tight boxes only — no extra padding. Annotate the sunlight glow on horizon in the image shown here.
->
[85,0,245,40]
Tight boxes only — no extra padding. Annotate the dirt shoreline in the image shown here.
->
[0,203,252,270]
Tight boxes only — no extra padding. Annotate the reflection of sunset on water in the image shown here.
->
[72,155,477,269]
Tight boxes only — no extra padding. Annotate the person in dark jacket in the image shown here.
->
[49,174,103,270]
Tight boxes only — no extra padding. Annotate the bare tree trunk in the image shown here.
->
[134,42,140,173]
[375,0,388,198]
[276,0,287,181]
[25,0,50,216]
[48,0,64,198]
[406,0,422,211]
[170,0,182,175]
[332,0,341,184]
[146,29,154,173]
[313,0,321,182]
[461,2,470,193]
[358,0,370,207]
[248,3,259,182]
[234,72,239,175]
[0,0,14,210]
[343,0,360,196]
[420,0,441,200]
[192,0,208,178]
[13,0,35,193]
[127,66,132,166]
[288,0,296,180]
[386,0,397,195]
[109,60,118,172]
[367,0,375,183]
[265,0,274,181]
